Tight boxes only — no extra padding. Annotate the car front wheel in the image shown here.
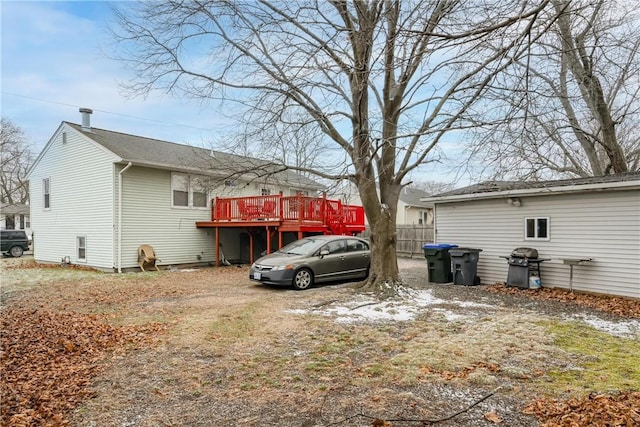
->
[292,268,313,290]
[9,246,23,257]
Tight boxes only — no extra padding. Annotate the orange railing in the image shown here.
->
[211,193,365,234]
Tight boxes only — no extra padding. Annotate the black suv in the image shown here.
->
[1,230,30,257]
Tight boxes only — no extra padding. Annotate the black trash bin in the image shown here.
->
[449,248,483,286]
[422,243,458,283]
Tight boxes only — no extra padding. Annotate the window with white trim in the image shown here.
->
[77,236,87,261]
[525,217,549,240]
[172,173,189,207]
[43,178,50,209]
[171,173,209,208]
[191,175,208,208]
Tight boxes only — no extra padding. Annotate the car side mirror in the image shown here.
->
[319,249,330,258]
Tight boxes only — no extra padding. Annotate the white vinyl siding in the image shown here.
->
[434,190,640,298]
[29,125,116,269]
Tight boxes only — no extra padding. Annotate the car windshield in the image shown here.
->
[279,238,326,255]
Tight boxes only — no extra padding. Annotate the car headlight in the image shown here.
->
[271,265,294,271]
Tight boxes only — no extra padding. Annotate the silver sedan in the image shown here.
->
[249,235,370,290]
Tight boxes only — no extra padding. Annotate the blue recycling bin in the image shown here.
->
[422,243,458,283]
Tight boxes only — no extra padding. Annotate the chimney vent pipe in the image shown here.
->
[79,108,93,132]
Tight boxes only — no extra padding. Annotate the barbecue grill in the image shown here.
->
[502,247,547,289]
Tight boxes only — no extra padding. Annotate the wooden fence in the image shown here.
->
[361,225,434,258]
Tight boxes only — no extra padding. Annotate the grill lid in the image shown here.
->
[511,247,538,258]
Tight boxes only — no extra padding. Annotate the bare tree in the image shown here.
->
[110,0,553,295]
[467,0,640,180]
[0,118,34,205]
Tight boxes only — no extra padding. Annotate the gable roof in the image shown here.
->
[422,172,640,203]
[65,123,321,190]
[399,187,433,208]
[1,203,29,215]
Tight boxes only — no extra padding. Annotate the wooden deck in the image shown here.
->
[196,193,366,265]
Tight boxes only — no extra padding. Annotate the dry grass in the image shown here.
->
[2,257,638,426]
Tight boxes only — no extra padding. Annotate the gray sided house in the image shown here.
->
[27,110,321,271]
[422,173,640,299]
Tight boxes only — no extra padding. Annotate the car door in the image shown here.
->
[311,239,347,282]
[343,239,370,277]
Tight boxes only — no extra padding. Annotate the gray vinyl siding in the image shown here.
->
[29,126,117,268]
[434,189,640,298]
[118,166,216,268]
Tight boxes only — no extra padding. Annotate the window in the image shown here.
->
[77,236,86,261]
[418,210,429,225]
[172,173,189,207]
[525,217,549,240]
[19,215,25,230]
[43,178,50,209]
[171,173,209,208]
[261,188,272,196]
[323,240,346,254]
[224,180,237,187]
[191,176,208,208]
[347,239,368,252]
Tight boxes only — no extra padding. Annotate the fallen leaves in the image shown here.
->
[487,284,640,318]
[484,411,503,424]
[419,361,501,380]
[524,391,640,427]
[0,308,166,426]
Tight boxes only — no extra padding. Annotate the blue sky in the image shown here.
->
[1,1,230,154]
[1,1,466,186]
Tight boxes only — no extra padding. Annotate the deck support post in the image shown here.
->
[266,226,271,255]
[215,227,220,268]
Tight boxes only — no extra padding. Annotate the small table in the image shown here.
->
[561,258,594,292]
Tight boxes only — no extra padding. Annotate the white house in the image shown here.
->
[0,203,31,240]
[333,182,434,226]
[422,173,640,298]
[27,109,322,271]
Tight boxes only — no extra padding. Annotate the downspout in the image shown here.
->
[118,162,133,273]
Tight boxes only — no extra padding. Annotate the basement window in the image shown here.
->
[525,217,549,240]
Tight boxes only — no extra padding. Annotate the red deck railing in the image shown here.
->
[210,193,366,235]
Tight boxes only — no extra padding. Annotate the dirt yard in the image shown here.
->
[1,256,639,426]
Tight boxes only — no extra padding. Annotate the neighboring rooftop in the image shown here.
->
[1,203,29,215]
[399,187,434,207]
[432,172,640,198]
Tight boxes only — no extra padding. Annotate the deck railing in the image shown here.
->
[211,193,365,233]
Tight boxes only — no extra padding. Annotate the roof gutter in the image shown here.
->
[117,162,133,273]
[421,179,640,203]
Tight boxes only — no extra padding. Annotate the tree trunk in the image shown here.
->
[352,181,402,298]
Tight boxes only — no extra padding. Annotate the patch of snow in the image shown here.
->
[570,313,640,337]
[288,289,492,324]
[433,308,469,322]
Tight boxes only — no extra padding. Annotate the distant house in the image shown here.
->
[422,173,640,298]
[27,109,322,271]
[0,203,31,239]
[397,187,434,226]
[333,182,434,226]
